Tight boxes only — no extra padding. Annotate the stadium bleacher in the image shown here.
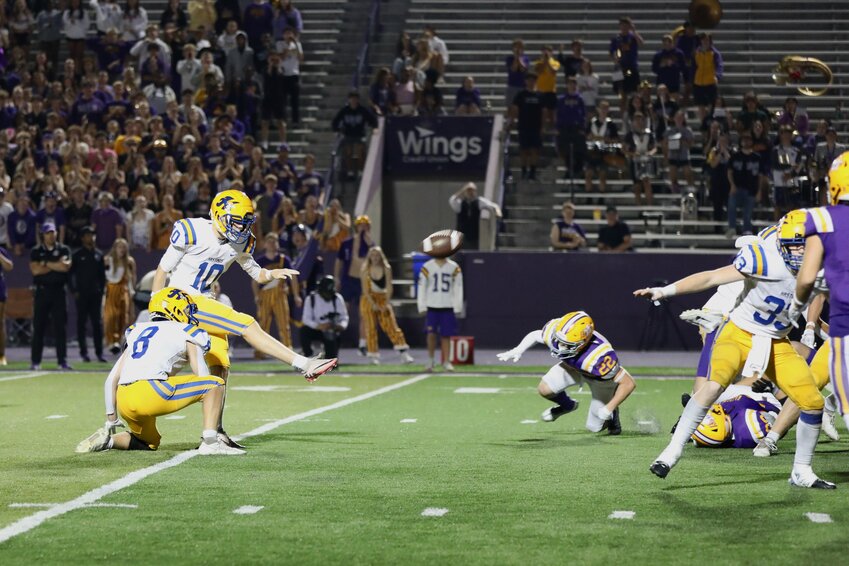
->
[389,0,849,250]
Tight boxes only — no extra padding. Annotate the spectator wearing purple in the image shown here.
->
[243,0,273,50]
[88,28,131,79]
[652,35,686,98]
[90,192,125,251]
[609,17,644,112]
[202,135,226,171]
[296,153,325,207]
[8,196,37,256]
[270,143,298,195]
[256,174,285,236]
[550,201,586,251]
[273,0,303,39]
[777,96,810,138]
[675,21,698,106]
[139,44,171,87]
[455,76,482,116]
[35,192,66,244]
[555,77,586,177]
[505,38,529,108]
[70,81,107,126]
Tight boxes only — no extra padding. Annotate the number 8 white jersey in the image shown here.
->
[159,218,261,297]
[729,233,823,339]
[119,321,211,385]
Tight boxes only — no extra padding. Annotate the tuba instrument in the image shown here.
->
[672,0,722,40]
[772,56,833,97]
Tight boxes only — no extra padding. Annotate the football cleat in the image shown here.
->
[822,411,840,441]
[541,400,579,422]
[607,408,622,436]
[302,357,338,381]
[197,440,246,455]
[217,429,246,450]
[76,428,111,453]
[650,461,671,479]
[788,469,836,490]
[752,436,778,457]
[679,308,724,332]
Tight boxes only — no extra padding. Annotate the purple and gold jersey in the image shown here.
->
[722,395,780,448]
[806,206,849,336]
[541,320,620,381]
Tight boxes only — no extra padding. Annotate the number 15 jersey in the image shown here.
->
[159,218,260,298]
[119,321,211,385]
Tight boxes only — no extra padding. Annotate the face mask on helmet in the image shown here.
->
[552,312,594,358]
[777,210,807,273]
[221,212,255,245]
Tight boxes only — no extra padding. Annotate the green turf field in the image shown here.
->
[1,369,848,564]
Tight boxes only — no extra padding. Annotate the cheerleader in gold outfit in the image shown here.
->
[104,238,136,354]
[360,247,414,364]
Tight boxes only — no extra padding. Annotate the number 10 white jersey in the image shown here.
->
[158,218,261,297]
[119,321,211,385]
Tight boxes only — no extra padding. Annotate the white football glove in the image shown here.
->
[679,308,724,332]
[496,348,523,363]
[787,297,805,328]
[596,406,613,421]
[801,328,817,349]
[105,419,126,435]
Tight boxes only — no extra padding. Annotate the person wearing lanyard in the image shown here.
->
[29,222,72,370]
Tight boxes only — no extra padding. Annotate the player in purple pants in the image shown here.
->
[793,151,849,430]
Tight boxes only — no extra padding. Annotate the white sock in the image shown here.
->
[824,393,838,414]
[765,430,780,444]
[358,338,366,348]
[292,354,308,371]
[793,414,821,468]
[202,429,218,445]
[842,412,849,431]
[659,400,709,465]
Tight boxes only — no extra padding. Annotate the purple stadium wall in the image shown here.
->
[6,250,731,351]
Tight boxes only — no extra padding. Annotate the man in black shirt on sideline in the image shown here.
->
[597,205,633,252]
[70,226,106,362]
[30,222,72,370]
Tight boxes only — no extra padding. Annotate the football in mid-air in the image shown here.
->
[421,229,464,258]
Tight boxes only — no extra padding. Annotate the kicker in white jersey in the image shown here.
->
[160,218,260,297]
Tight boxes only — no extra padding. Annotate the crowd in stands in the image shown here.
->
[0,0,407,365]
[498,17,845,247]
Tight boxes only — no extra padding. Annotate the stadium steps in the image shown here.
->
[394,0,847,251]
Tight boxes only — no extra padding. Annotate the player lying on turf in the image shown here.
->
[752,323,841,457]
[497,311,636,435]
[152,189,337,448]
[634,210,834,488]
[691,383,782,448]
[76,288,244,455]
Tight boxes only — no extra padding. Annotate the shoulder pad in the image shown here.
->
[806,207,835,234]
[734,244,773,279]
[170,219,198,247]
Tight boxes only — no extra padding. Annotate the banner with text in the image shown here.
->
[384,116,493,175]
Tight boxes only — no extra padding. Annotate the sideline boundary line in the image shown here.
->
[0,373,431,545]
[0,371,49,383]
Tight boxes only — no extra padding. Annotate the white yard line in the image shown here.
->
[805,512,833,524]
[0,371,49,383]
[9,503,137,509]
[0,373,432,545]
[421,508,449,517]
[608,510,636,520]
[232,505,264,515]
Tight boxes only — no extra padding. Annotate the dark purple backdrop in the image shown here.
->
[6,250,732,351]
